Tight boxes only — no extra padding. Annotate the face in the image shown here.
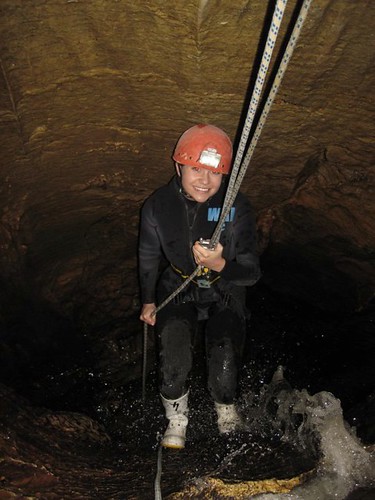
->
[176,164,223,203]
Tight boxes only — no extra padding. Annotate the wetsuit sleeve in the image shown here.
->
[220,197,261,287]
[138,198,162,304]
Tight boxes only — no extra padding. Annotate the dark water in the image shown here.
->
[1,283,374,498]
[104,375,317,497]
[89,284,375,498]
[243,285,375,442]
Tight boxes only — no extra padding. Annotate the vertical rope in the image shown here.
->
[154,445,163,500]
[211,0,313,247]
[142,322,148,402]
[231,0,313,199]
[222,0,289,219]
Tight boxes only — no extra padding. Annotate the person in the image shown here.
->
[138,123,261,449]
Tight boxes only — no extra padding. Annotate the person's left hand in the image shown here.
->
[192,241,226,272]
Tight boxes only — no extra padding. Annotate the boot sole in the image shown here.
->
[161,439,185,449]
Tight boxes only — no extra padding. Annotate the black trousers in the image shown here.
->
[156,301,246,404]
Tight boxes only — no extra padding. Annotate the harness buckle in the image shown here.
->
[196,277,211,288]
[197,266,212,288]
[170,263,220,288]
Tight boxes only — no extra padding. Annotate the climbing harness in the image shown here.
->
[170,262,221,288]
[144,0,313,496]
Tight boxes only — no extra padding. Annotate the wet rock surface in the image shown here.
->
[0,384,141,499]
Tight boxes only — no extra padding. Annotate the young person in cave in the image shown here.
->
[138,123,261,449]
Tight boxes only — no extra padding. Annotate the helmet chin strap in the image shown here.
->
[178,183,195,202]
[181,191,195,201]
[175,163,195,201]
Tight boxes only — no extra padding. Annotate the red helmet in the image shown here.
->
[173,124,232,174]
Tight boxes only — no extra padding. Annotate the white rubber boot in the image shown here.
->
[214,402,242,434]
[160,392,189,449]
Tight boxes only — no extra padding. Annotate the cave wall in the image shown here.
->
[0,0,374,337]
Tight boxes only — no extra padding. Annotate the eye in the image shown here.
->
[210,171,221,176]
[191,166,201,173]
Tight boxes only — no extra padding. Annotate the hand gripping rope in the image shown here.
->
[149,1,313,497]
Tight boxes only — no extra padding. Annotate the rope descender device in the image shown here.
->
[196,237,215,288]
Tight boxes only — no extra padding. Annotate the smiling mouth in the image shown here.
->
[194,186,209,192]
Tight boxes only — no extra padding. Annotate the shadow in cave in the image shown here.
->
[0,294,96,413]
[244,284,375,428]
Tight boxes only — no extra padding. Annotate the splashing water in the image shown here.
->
[251,368,375,499]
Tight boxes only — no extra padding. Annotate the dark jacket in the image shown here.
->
[138,176,261,312]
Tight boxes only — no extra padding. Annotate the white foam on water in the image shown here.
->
[253,384,375,500]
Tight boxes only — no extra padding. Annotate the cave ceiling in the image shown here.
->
[0,0,374,333]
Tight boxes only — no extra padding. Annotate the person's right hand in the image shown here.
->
[140,303,156,326]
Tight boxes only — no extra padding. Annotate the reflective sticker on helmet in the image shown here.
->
[199,148,222,168]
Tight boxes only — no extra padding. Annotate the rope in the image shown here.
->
[142,265,201,401]
[154,444,163,500]
[142,321,148,402]
[216,0,289,246]
[211,0,313,246]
